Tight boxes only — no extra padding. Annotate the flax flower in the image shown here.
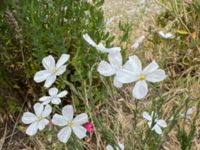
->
[52,105,88,143]
[22,103,52,136]
[143,111,167,135]
[34,54,70,88]
[116,55,166,99]
[39,87,68,105]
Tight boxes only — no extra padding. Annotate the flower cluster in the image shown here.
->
[83,34,168,138]
[21,32,170,148]
[22,54,91,143]
[83,34,167,100]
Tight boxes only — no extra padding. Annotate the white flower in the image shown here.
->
[22,103,52,136]
[83,33,121,53]
[52,105,88,143]
[186,108,193,116]
[39,87,68,105]
[158,31,175,39]
[116,55,166,99]
[143,111,167,135]
[97,52,123,88]
[181,107,194,119]
[106,143,124,150]
[131,35,145,49]
[34,54,70,88]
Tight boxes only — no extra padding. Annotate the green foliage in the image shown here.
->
[0,0,113,119]
[177,123,196,150]
[119,21,132,43]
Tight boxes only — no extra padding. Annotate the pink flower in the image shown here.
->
[84,122,94,133]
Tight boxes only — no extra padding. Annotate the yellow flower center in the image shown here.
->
[139,74,145,80]
[37,116,43,122]
[52,69,58,74]
[67,121,74,127]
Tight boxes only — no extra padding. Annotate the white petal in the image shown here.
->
[73,113,88,125]
[72,125,87,139]
[38,119,49,130]
[153,124,162,134]
[116,70,138,83]
[143,112,152,121]
[48,87,58,96]
[109,47,121,52]
[34,70,51,83]
[113,76,123,88]
[96,43,107,53]
[165,33,175,39]
[158,31,175,39]
[131,42,139,49]
[105,47,121,53]
[57,90,68,97]
[136,35,145,43]
[22,112,37,124]
[42,104,52,117]
[39,96,51,102]
[132,80,148,99]
[52,114,67,126]
[62,105,74,121]
[56,54,70,69]
[158,31,165,38]
[26,122,39,136]
[83,34,97,48]
[117,143,125,150]
[44,75,56,88]
[145,69,166,82]
[55,65,67,76]
[42,55,55,71]
[106,145,114,150]
[108,52,122,68]
[97,61,115,76]
[123,55,142,74]
[41,100,51,105]
[143,60,159,74]
[131,36,145,49]
[157,120,167,128]
[51,97,61,104]
[186,108,193,115]
[34,103,44,117]
[97,44,121,53]
[57,127,72,143]
[39,97,51,105]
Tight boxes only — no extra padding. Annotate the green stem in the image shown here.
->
[61,78,85,101]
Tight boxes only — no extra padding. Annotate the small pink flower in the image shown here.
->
[48,120,53,128]
[84,122,94,133]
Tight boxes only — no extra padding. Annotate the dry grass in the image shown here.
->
[103,0,161,47]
